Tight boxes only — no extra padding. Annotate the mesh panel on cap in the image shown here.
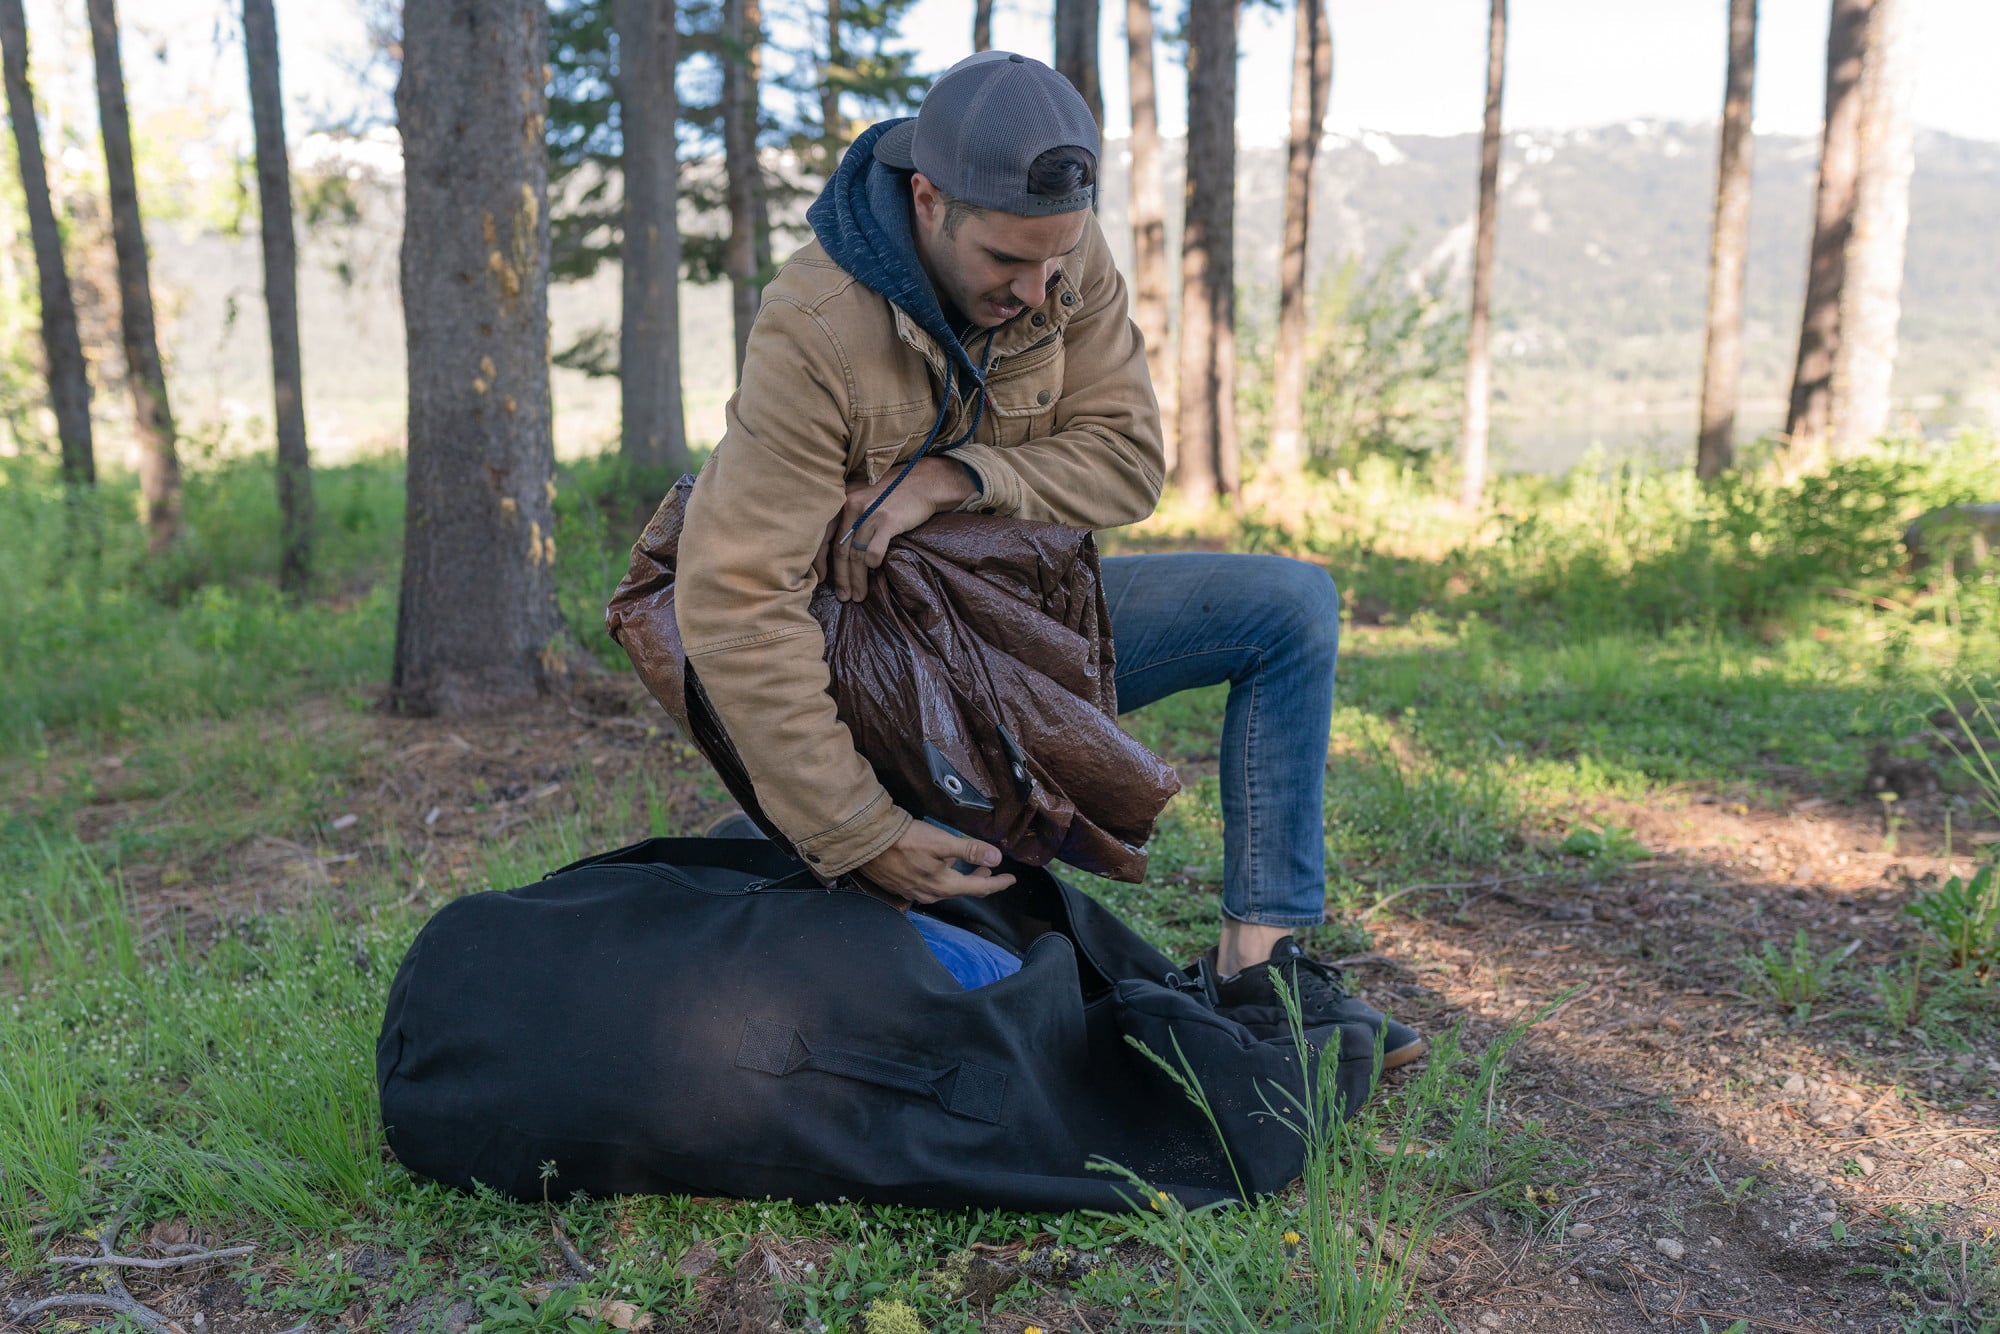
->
[907,51,1097,215]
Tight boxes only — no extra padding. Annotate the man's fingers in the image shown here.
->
[836,535,869,602]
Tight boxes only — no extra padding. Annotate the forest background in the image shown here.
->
[4,0,2000,1331]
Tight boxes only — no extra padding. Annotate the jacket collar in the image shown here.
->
[811,118,1087,391]
[890,260,1082,379]
[807,119,984,393]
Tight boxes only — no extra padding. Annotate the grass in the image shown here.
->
[1741,930,1857,1021]
[6,436,2000,1329]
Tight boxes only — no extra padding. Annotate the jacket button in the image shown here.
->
[1031,313,1046,327]
[1036,389,1052,406]
[1061,292,1075,306]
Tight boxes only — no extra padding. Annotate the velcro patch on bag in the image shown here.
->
[735,1017,1007,1124]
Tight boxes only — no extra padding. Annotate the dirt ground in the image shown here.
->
[13,677,1998,1333]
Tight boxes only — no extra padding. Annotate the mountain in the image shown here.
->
[139,122,2000,473]
[1099,121,2000,469]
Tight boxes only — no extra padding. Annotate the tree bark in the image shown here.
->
[973,0,992,51]
[392,0,566,715]
[615,0,689,470]
[0,0,94,489]
[1831,0,1912,452]
[1124,0,1171,468]
[1174,0,1237,507]
[1268,0,1330,479]
[1054,0,1103,130]
[86,0,180,550]
[1784,0,1870,459]
[723,0,766,376]
[820,0,843,175]
[1696,0,1757,482]
[242,0,313,592]
[1459,0,1505,510]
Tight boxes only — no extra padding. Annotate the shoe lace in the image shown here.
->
[1272,953,1352,1010]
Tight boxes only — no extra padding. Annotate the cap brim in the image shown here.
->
[872,120,918,170]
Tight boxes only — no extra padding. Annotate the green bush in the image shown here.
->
[1244,433,2000,641]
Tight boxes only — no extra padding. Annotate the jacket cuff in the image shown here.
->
[790,789,913,877]
[947,442,1024,517]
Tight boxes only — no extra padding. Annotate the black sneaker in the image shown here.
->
[1202,936,1426,1070]
[703,810,767,840]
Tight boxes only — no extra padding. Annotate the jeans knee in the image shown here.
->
[1262,556,1340,664]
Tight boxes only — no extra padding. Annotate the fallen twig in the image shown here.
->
[49,1243,255,1270]
[1368,871,1546,917]
[5,1293,184,1333]
[552,1218,596,1280]
[7,1212,190,1334]
[1676,1309,1823,1334]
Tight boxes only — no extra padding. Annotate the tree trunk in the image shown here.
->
[1831,0,1912,452]
[1268,0,1330,479]
[0,0,94,489]
[392,0,566,715]
[86,0,180,550]
[723,0,766,376]
[973,0,992,51]
[1696,0,1757,482]
[1174,0,1237,507]
[1459,0,1505,510]
[1784,0,1870,459]
[242,0,313,592]
[1124,0,1171,469]
[615,0,689,470]
[1054,0,1104,130]
[820,0,843,175]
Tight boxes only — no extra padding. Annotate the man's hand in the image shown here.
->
[815,457,978,603]
[856,817,1015,905]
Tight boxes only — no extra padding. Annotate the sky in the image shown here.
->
[19,0,2000,159]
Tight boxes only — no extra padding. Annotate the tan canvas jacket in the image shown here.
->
[674,212,1164,875]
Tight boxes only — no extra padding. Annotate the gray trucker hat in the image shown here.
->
[873,52,1100,216]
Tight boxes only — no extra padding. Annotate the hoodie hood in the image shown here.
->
[806,118,986,393]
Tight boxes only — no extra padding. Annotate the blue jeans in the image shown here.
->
[1102,553,1339,929]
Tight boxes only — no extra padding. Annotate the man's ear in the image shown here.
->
[910,172,942,229]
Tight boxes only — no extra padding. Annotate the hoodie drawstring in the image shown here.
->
[840,327,998,548]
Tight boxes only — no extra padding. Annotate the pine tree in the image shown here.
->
[1268,0,1331,479]
[86,0,181,550]
[1054,0,1103,130]
[616,0,690,468]
[1830,0,1913,452]
[1696,0,1757,481]
[1175,0,1238,506]
[242,0,314,590]
[1459,0,1505,509]
[1784,0,1870,461]
[722,0,768,373]
[1124,0,1171,465]
[0,0,94,491]
[393,0,566,714]
[796,0,925,179]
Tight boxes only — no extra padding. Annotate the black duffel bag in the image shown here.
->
[376,838,1381,1212]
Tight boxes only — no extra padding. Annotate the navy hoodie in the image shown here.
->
[805,118,989,401]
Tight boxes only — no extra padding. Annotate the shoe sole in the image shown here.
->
[1381,1036,1428,1071]
[703,811,766,840]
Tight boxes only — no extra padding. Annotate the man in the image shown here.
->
[676,52,1421,1063]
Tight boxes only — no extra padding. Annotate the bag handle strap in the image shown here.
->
[734,1017,1007,1124]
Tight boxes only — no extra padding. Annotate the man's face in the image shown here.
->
[910,173,1089,329]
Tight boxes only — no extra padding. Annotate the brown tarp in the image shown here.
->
[606,478,1179,881]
